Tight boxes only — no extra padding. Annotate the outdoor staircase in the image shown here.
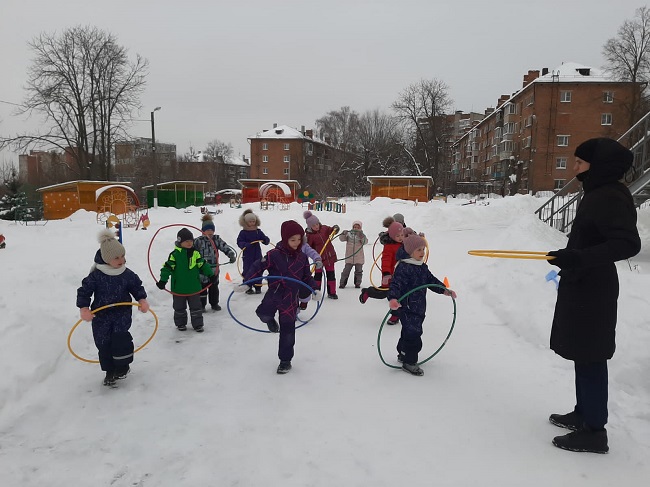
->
[536,110,650,233]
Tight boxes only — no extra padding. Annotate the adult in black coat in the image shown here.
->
[546,138,641,454]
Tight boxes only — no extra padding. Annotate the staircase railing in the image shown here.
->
[536,110,650,232]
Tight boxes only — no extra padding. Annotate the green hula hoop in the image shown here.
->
[377,283,457,368]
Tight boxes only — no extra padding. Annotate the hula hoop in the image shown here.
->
[226,276,319,333]
[333,231,366,264]
[67,302,159,363]
[468,250,553,260]
[369,252,389,291]
[147,223,219,297]
[236,240,274,284]
[297,275,326,324]
[377,283,457,368]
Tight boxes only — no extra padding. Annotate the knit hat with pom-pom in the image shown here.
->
[387,221,405,240]
[99,229,125,262]
[303,210,320,228]
[201,214,215,232]
[393,213,405,225]
[403,234,427,256]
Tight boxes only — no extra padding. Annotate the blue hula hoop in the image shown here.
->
[226,276,320,333]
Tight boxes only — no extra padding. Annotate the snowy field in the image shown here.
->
[0,195,649,486]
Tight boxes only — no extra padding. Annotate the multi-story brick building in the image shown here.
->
[452,62,642,195]
[248,124,352,196]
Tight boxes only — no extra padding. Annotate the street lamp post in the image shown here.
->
[151,106,161,208]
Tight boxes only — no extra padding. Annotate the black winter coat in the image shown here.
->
[550,179,640,362]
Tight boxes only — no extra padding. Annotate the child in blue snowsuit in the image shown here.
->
[237,209,270,294]
[388,234,456,376]
[245,220,317,374]
[77,230,149,386]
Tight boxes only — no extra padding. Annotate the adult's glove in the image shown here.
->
[547,249,581,269]
[389,299,401,310]
[314,260,323,270]
[156,281,167,290]
[381,275,392,287]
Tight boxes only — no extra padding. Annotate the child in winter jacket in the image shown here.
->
[303,210,339,298]
[157,228,214,332]
[245,220,318,374]
[237,209,270,294]
[338,220,367,288]
[388,234,456,376]
[194,214,236,312]
[77,230,150,386]
[359,218,405,325]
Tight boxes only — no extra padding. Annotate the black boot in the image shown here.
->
[552,426,608,454]
[277,361,292,374]
[549,410,583,431]
[103,371,116,386]
[114,365,130,380]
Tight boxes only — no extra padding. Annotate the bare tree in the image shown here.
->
[315,106,360,151]
[356,109,404,177]
[0,26,148,180]
[392,78,453,184]
[603,6,650,122]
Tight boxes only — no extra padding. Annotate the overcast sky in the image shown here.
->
[0,0,644,163]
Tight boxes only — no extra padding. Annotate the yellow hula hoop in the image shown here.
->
[468,250,554,260]
[67,302,159,363]
[309,228,339,274]
[369,252,389,291]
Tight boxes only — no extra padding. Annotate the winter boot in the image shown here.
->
[277,361,292,374]
[177,325,187,331]
[359,289,369,304]
[245,287,255,295]
[387,314,400,325]
[339,278,348,289]
[114,365,130,380]
[255,286,261,294]
[266,318,279,333]
[195,326,204,333]
[103,371,116,386]
[212,304,222,311]
[549,410,583,431]
[402,363,424,376]
[552,427,608,454]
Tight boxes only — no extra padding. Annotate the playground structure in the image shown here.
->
[366,175,434,202]
[257,182,293,210]
[305,199,346,213]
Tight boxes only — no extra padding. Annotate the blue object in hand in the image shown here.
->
[545,270,559,290]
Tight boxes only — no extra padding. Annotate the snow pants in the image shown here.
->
[92,317,134,373]
[340,263,363,287]
[396,310,424,365]
[173,294,204,330]
[256,288,298,362]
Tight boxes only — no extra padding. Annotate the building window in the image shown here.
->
[262,168,268,175]
[557,135,570,147]
[603,91,614,103]
[506,103,517,115]
[283,168,289,175]
[554,179,566,190]
[307,143,313,155]
[262,155,268,162]
[283,155,290,163]
[601,113,612,125]
[556,157,567,169]
[283,143,290,151]
[262,143,268,150]
[560,91,572,102]
[522,136,531,148]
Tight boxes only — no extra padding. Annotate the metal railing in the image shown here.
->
[536,110,650,233]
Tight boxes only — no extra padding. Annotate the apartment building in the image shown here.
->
[452,62,642,195]
[248,124,349,195]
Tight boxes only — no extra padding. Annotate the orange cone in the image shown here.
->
[443,276,450,288]
[225,272,232,282]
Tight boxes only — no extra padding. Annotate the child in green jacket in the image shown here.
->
[157,228,214,332]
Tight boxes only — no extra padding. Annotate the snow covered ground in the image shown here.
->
[1,195,649,486]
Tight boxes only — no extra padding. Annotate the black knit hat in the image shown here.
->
[176,228,194,244]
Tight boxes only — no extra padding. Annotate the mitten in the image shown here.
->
[381,275,391,287]
[547,249,581,269]
[156,281,167,290]
[314,259,323,270]
[342,230,349,236]
[389,299,401,310]
[444,289,457,299]
[263,237,270,245]
[209,274,218,284]
[229,254,236,263]
[332,225,340,234]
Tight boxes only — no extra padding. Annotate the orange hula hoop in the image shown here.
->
[67,302,159,363]
[468,250,554,260]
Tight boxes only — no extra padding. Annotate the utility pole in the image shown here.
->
[151,106,161,208]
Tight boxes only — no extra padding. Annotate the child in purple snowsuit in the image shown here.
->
[237,209,270,294]
[388,234,456,377]
[245,220,317,374]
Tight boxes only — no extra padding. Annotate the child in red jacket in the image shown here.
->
[359,218,404,325]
